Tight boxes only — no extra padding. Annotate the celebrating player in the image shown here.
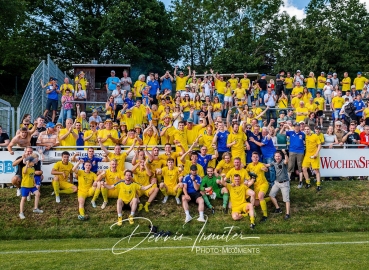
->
[156,158,183,204]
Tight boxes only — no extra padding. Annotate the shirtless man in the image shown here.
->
[8,123,38,154]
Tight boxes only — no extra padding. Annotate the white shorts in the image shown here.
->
[224,96,232,102]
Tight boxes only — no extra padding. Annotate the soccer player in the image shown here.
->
[182,165,206,223]
[71,147,108,174]
[72,160,104,220]
[156,158,184,204]
[200,167,229,214]
[99,139,135,172]
[19,156,43,219]
[131,159,159,212]
[103,170,154,225]
[225,157,255,205]
[51,151,77,203]
[99,159,124,209]
[220,174,255,229]
[302,126,322,191]
[266,150,291,220]
[245,152,269,222]
[214,152,234,176]
[227,123,249,166]
[180,138,205,177]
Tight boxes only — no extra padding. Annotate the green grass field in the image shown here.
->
[1,179,369,269]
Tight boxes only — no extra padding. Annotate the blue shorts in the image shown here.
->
[35,175,42,186]
[21,187,38,197]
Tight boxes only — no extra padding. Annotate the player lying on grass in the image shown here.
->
[200,166,229,214]
[155,158,184,205]
[72,160,104,221]
[19,155,43,219]
[220,174,256,229]
[103,170,154,225]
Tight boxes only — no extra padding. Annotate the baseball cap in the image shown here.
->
[357,72,362,75]
[126,109,132,113]
[351,85,356,89]
[105,119,112,123]
[111,70,115,73]
[135,124,141,128]
[190,165,198,171]
[79,71,85,75]
[113,122,118,127]
[120,122,127,126]
[187,118,194,123]
[46,122,55,128]
[333,73,337,76]
[335,121,342,125]
[261,74,266,77]
[296,70,301,73]
[25,156,35,163]
[293,122,300,126]
[185,85,190,88]
[299,120,305,124]
[328,72,333,75]
[321,71,325,74]
[55,122,63,127]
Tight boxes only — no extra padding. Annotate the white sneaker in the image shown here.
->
[91,200,97,208]
[19,213,25,219]
[33,208,43,214]
[197,216,206,222]
[185,215,193,223]
[55,196,61,203]
[175,197,181,205]
[27,194,31,201]
[16,188,21,197]
[162,196,168,204]
[297,182,303,189]
[101,202,107,209]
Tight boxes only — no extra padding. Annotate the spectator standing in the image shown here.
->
[0,125,10,149]
[133,74,147,101]
[89,109,103,124]
[120,70,132,92]
[286,123,305,187]
[257,74,268,106]
[264,86,277,127]
[74,83,87,113]
[148,73,160,105]
[60,78,74,96]
[74,71,88,91]
[331,73,339,88]
[112,84,124,121]
[353,72,367,94]
[43,78,60,123]
[160,71,174,92]
[106,70,120,98]
[353,94,365,122]
[294,70,304,86]
[57,89,74,124]
[340,72,351,95]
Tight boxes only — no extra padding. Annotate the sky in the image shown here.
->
[161,0,369,19]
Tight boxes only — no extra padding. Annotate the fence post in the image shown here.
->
[17,107,20,130]
[42,60,46,110]
[11,107,15,138]
[31,74,34,120]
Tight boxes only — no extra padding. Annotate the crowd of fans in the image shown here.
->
[3,68,369,229]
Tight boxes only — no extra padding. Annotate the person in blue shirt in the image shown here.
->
[71,148,107,174]
[250,127,276,186]
[160,71,174,92]
[246,123,262,164]
[197,145,218,173]
[286,122,305,188]
[106,70,120,98]
[44,78,60,123]
[213,122,229,162]
[182,165,206,223]
[147,73,160,105]
[75,122,84,150]
[123,91,135,109]
[354,94,366,122]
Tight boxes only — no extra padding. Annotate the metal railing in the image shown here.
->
[17,55,71,126]
[0,98,15,138]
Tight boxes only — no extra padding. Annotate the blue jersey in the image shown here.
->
[197,154,213,172]
[47,85,59,100]
[161,77,173,91]
[76,131,84,150]
[286,131,305,153]
[354,100,365,116]
[261,136,276,158]
[79,156,103,173]
[148,80,160,96]
[247,130,262,153]
[216,130,230,152]
[182,174,201,194]
[106,77,120,91]
[124,98,135,109]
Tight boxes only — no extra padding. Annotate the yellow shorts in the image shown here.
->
[108,189,118,198]
[59,181,75,190]
[232,202,249,214]
[302,155,320,169]
[138,184,157,197]
[166,185,178,196]
[78,187,95,199]
[255,183,269,197]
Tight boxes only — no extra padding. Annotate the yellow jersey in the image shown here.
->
[105,169,123,185]
[278,97,288,108]
[291,97,302,109]
[341,77,351,92]
[302,92,312,105]
[143,134,158,148]
[53,161,73,182]
[215,160,234,175]
[115,181,141,202]
[132,105,145,124]
[161,166,180,187]
[183,160,204,177]
[59,128,77,147]
[133,168,150,186]
[305,133,321,156]
[185,125,201,145]
[84,130,98,146]
[306,103,317,113]
[224,87,232,97]
[228,78,238,90]
[120,115,135,131]
[227,132,247,153]
[60,83,74,96]
[77,170,96,191]
[240,78,250,89]
[234,88,246,99]
[245,162,268,187]
[317,76,326,89]
[22,167,35,188]
[159,152,180,164]
[363,108,369,119]
[314,97,325,111]
[226,183,248,207]
[133,80,146,97]
[295,107,309,122]
[216,81,226,94]
[169,129,188,150]
[284,77,294,89]
[108,152,127,172]
[175,76,188,91]
[201,134,215,154]
[305,77,316,89]
[148,157,166,173]
[98,129,119,146]
[74,77,88,90]
[332,96,344,109]
[291,86,303,96]
[252,107,263,120]
[181,100,191,112]
[354,76,367,90]
[226,167,248,183]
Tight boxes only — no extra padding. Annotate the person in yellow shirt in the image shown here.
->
[353,72,368,93]
[240,73,251,90]
[277,91,288,109]
[58,118,78,148]
[121,129,143,146]
[132,159,159,212]
[119,109,136,131]
[174,66,191,92]
[156,158,184,204]
[317,72,326,92]
[142,121,159,149]
[340,72,351,93]
[245,152,269,222]
[103,170,154,225]
[100,141,135,173]
[331,91,345,121]
[19,156,43,220]
[133,74,146,99]
[181,94,192,121]
[83,121,98,146]
[306,97,318,114]
[363,102,369,125]
[215,152,234,176]
[97,119,120,146]
[74,71,88,91]
[291,81,304,99]
[72,160,104,220]
[295,101,309,122]
[180,138,205,177]
[60,78,74,96]
[301,87,312,105]
[210,69,226,104]
[226,123,249,166]
[302,126,322,191]
[169,121,188,153]
[291,92,303,109]
[304,72,316,97]
[131,99,146,125]
[228,74,239,90]
[220,173,256,229]
[51,151,77,203]
[314,91,325,128]
[284,72,294,97]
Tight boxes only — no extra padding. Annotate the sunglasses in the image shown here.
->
[90,125,96,127]
[23,124,29,126]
